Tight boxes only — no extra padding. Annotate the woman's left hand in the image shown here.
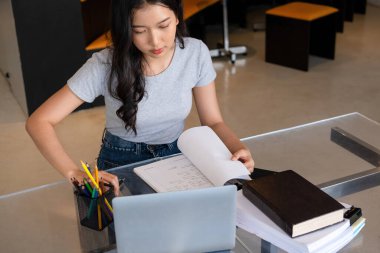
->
[231,149,255,173]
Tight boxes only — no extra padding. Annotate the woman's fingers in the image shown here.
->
[99,171,120,196]
[70,169,120,196]
[69,170,88,184]
[232,149,255,173]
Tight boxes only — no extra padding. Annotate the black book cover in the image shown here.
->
[242,170,344,237]
[250,168,278,180]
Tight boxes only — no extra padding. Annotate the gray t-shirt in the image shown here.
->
[68,37,216,144]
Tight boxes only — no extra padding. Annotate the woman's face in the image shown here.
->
[132,4,179,59]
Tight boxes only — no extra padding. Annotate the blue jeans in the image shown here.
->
[97,130,181,195]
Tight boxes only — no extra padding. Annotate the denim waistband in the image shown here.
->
[102,130,178,153]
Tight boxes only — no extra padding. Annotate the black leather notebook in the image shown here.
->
[242,170,345,237]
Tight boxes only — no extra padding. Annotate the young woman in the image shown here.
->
[26,0,254,195]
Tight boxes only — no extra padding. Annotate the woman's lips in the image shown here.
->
[151,48,164,55]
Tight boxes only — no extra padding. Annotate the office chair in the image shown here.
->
[209,0,248,64]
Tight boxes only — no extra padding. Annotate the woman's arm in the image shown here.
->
[25,85,120,193]
[192,81,254,172]
[26,85,84,179]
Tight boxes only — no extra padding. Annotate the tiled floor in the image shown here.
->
[1,5,379,196]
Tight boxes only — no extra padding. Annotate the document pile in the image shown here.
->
[236,191,365,253]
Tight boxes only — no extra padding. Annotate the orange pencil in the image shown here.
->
[94,164,113,213]
[97,203,102,230]
[95,164,99,186]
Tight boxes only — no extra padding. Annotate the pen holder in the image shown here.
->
[75,188,115,231]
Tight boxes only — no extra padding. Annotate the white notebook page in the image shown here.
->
[134,155,213,192]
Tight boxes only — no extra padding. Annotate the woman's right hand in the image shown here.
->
[68,168,120,196]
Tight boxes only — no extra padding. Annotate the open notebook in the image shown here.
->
[134,126,250,192]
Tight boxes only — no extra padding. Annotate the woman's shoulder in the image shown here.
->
[88,48,112,65]
[182,37,209,51]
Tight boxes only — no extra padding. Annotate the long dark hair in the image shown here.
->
[109,0,187,135]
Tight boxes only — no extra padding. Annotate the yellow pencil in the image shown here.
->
[104,197,113,212]
[80,160,102,195]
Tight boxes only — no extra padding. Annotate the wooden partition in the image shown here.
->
[85,0,221,51]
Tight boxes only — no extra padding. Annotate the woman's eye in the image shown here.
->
[133,30,145,34]
[159,25,169,29]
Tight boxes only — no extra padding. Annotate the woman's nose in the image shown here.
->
[149,30,160,47]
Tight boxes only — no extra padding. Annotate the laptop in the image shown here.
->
[112,185,237,253]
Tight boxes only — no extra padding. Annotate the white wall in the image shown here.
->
[0,0,27,114]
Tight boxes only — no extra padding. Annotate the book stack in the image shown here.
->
[242,170,345,238]
[236,191,365,253]
[238,170,365,253]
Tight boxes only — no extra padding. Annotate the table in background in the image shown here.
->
[1,112,379,252]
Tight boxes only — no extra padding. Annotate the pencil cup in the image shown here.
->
[75,189,115,231]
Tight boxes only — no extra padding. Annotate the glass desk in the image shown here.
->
[1,112,379,253]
